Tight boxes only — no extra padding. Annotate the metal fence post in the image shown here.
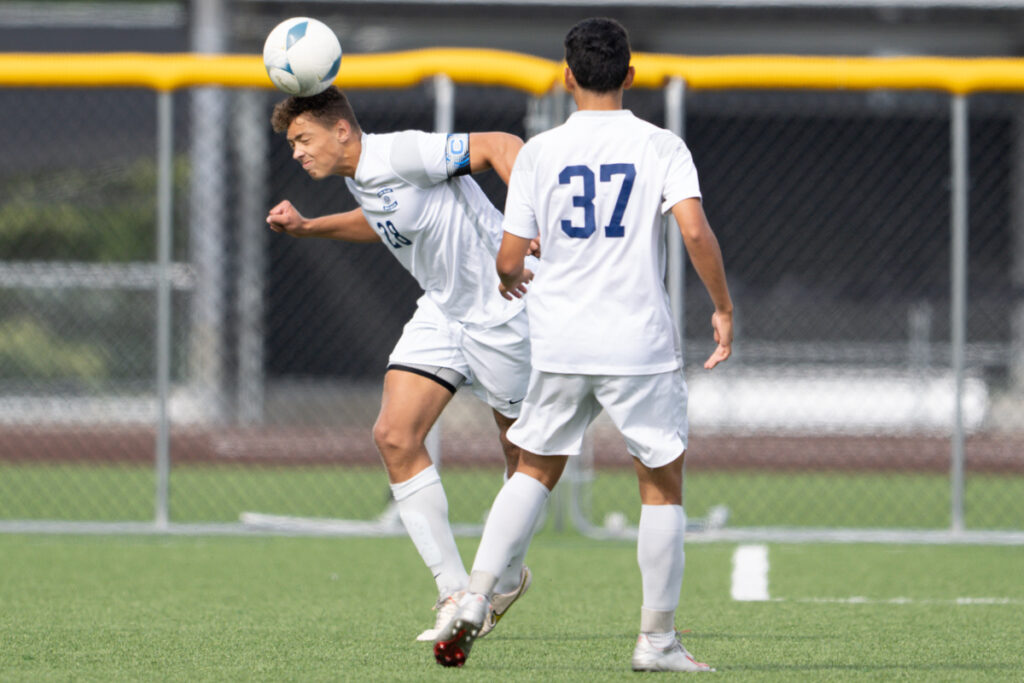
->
[526,92,552,139]
[665,77,687,348]
[154,90,173,529]
[950,94,969,534]
[187,0,227,423]
[665,78,689,512]
[234,90,267,424]
[188,88,228,422]
[434,73,455,135]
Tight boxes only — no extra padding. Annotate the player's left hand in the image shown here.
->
[704,309,733,369]
[499,268,534,300]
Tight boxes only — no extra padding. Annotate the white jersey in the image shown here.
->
[503,110,701,374]
[345,130,523,328]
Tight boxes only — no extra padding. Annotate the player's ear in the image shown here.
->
[335,118,352,143]
[563,66,577,92]
[622,66,635,90]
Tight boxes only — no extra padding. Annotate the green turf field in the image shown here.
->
[2,462,1023,531]
[1,533,1022,681]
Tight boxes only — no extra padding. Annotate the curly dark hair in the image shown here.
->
[270,86,361,134]
[564,17,631,94]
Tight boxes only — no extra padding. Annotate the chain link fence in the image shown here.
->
[587,88,1024,537]
[1,68,1022,537]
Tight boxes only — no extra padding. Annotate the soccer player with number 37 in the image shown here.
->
[434,17,733,672]
[266,89,534,642]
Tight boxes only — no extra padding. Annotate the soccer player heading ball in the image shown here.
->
[433,17,733,672]
[267,88,535,641]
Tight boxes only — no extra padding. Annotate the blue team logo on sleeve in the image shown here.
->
[377,187,398,212]
[445,133,471,178]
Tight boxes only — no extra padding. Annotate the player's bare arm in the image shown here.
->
[671,197,734,369]
[468,133,524,185]
[496,232,534,300]
[266,200,381,243]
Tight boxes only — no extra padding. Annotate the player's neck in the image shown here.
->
[572,90,624,112]
[334,137,362,178]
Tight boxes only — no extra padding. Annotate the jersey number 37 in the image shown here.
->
[558,163,636,239]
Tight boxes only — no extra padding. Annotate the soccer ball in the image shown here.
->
[262,17,342,97]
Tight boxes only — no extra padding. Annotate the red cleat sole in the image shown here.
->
[433,632,468,667]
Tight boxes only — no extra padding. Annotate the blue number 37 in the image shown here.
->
[558,163,636,238]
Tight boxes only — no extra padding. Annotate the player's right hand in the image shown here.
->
[704,309,733,369]
[266,199,308,237]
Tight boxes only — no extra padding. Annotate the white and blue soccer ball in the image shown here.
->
[262,17,342,97]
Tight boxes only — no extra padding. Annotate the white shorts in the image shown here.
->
[506,369,689,469]
[388,298,531,419]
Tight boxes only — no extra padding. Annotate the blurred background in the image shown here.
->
[1,0,1023,536]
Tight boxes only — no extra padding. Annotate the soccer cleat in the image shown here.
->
[631,632,715,672]
[478,566,532,638]
[415,592,461,642]
[433,592,489,667]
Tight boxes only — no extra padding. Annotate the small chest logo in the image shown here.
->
[377,187,398,212]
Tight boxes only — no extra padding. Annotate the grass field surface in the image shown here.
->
[1,532,1023,681]
[3,463,1024,531]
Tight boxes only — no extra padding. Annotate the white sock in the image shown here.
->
[494,547,528,594]
[470,472,550,594]
[637,504,686,629]
[645,630,678,649]
[490,466,528,594]
[390,465,468,598]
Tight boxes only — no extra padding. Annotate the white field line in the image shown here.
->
[782,596,1024,605]
[728,544,1023,605]
[730,544,770,601]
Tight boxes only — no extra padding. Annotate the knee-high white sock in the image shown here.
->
[390,465,468,598]
[637,504,686,636]
[468,472,550,596]
[493,467,528,594]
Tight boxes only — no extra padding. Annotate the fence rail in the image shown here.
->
[6,52,1024,93]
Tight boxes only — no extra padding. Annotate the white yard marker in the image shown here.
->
[731,544,770,601]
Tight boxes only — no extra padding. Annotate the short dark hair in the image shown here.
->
[564,18,631,94]
[270,86,361,134]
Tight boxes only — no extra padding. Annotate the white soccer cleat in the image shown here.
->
[631,633,715,672]
[415,592,461,642]
[478,566,532,638]
[433,592,489,667]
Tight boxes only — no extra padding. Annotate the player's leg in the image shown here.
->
[468,370,596,592]
[491,409,520,480]
[631,454,710,672]
[379,299,475,640]
[459,314,533,602]
[597,372,713,672]
[374,368,452,483]
[633,453,686,648]
[435,371,596,667]
[467,449,567,595]
[473,407,533,639]
[375,368,471,641]
[433,449,566,667]
[489,408,530,587]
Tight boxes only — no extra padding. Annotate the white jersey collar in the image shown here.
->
[568,109,635,119]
